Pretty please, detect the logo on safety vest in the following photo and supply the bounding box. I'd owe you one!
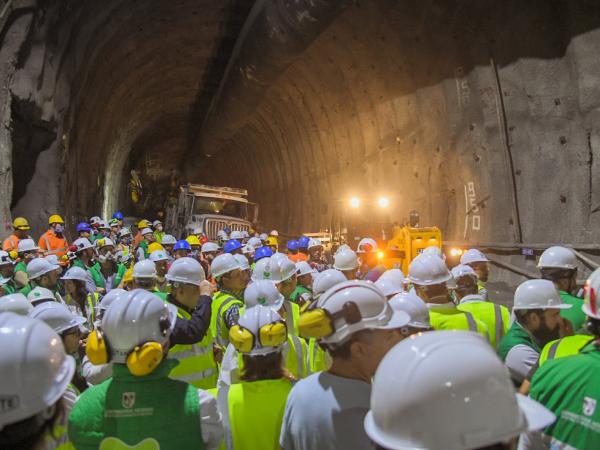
[122,392,136,409]
[583,396,597,416]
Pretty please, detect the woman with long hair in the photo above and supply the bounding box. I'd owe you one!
[61,267,99,330]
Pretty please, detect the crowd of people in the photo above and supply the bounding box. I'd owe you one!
[0,212,598,449]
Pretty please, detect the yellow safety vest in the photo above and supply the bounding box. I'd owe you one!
[539,334,594,366]
[211,290,244,346]
[429,305,489,340]
[306,338,331,374]
[457,299,510,348]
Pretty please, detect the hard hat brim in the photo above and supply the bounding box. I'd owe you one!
[513,303,572,310]
[516,393,556,431]
[378,310,410,331]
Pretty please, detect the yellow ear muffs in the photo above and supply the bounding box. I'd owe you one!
[86,330,109,365]
[229,325,255,353]
[298,308,334,339]
[259,321,287,347]
[126,342,164,377]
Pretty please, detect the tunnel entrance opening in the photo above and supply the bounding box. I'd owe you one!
[10,95,56,209]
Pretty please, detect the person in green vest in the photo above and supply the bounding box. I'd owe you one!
[135,227,155,261]
[0,250,17,294]
[68,289,224,450]
[61,266,100,330]
[88,238,127,294]
[452,264,510,349]
[408,253,489,339]
[526,267,600,449]
[210,253,247,348]
[290,261,315,306]
[165,257,219,389]
[152,219,165,244]
[217,305,295,450]
[14,238,38,289]
[498,279,572,385]
[537,245,586,332]
[71,237,95,271]
[0,313,76,449]
[25,257,62,299]
[460,248,491,300]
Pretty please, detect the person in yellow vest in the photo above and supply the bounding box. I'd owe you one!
[210,253,247,348]
[38,214,69,263]
[451,264,510,349]
[61,266,100,329]
[2,217,31,252]
[150,247,170,292]
[408,253,489,339]
[217,305,295,450]
[460,248,490,299]
[0,313,75,449]
[69,289,224,449]
[165,257,218,389]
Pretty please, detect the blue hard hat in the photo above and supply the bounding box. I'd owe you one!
[76,222,92,233]
[112,211,124,221]
[223,226,231,235]
[224,239,242,254]
[298,236,310,248]
[174,240,191,252]
[287,240,299,251]
[253,246,273,262]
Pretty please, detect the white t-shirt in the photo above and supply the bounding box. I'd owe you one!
[279,371,372,450]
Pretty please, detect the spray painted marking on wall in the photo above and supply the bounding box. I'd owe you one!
[464,181,481,238]
[455,67,470,108]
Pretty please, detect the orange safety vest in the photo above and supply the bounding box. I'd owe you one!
[38,230,68,259]
[289,253,308,263]
[2,235,19,252]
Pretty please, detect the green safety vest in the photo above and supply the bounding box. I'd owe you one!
[428,305,489,339]
[152,289,168,302]
[530,343,600,449]
[217,378,293,450]
[559,290,587,332]
[497,321,541,362]
[210,290,244,346]
[69,360,204,450]
[14,260,27,273]
[19,283,32,296]
[89,263,127,290]
[290,285,311,304]
[457,299,510,349]
[138,241,149,260]
[539,334,594,366]
[154,231,165,244]
[1,279,16,294]
[168,304,218,390]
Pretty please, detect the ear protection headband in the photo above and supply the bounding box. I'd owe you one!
[229,321,287,353]
[86,316,171,377]
[299,300,362,339]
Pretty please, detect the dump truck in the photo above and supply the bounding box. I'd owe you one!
[166,184,258,240]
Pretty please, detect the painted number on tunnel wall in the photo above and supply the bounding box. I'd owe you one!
[464,182,481,238]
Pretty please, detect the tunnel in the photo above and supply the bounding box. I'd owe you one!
[2,0,600,289]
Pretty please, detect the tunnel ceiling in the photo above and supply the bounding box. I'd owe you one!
[4,0,600,247]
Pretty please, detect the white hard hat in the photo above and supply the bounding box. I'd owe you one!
[27,287,56,305]
[28,301,86,334]
[270,230,279,237]
[234,254,250,271]
[201,242,219,253]
[450,264,478,281]
[364,331,556,450]
[96,237,115,248]
[270,252,288,265]
[407,253,451,286]
[149,250,169,262]
[242,231,250,238]
[259,233,268,241]
[251,257,271,281]
[583,267,600,319]
[118,227,132,238]
[317,281,410,345]
[230,230,244,240]
[335,244,351,255]
[133,260,156,279]
[268,257,297,284]
[378,268,406,284]
[234,305,286,355]
[0,250,12,266]
[248,237,262,248]
[460,248,490,265]
[217,230,228,239]
[17,238,38,253]
[244,279,284,310]
[333,249,359,271]
[73,237,94,252]
[61,266,89,282]
[0,293,33,315]
[152,220,162,228]
[166,257,205,286]
[388,292,431,328]
[89,216,101,225]
[211,253,242,279]
[0,313,75,429]
[375,273,405,298]
[357,237,378,253]
[27,258,59,280]
[422,246,444,260]
[296,261,316,277]
[513,279,572,310]
[193,227,202,235]
[101,290,174,364]
[141,228,153,236]
[96,288,128,312]
[313,269,347,298]
[537,246,578,270]
[161,234,177,245]
[242,244,255,255]
[308,238,323,250]
[44,255,61,267]
[98,220,110,230]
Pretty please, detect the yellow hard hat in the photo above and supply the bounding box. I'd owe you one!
[266,236,278,246]
[122,267,134,284]
[48,214,64,225]
[137,219,151,229]
[12,217,30,230]
[148,242,164,254]
[186,235,201,246]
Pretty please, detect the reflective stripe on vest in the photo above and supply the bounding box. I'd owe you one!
[284,301,295,333]
[216,296,238,346]
[464,311,477,332]
[43,235,67,255]
[547,340,560,361]
[218,385,234,450]
[493,303,505,349]
[284,334,306,379]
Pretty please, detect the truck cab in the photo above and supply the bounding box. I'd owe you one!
[166,184,258,240]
